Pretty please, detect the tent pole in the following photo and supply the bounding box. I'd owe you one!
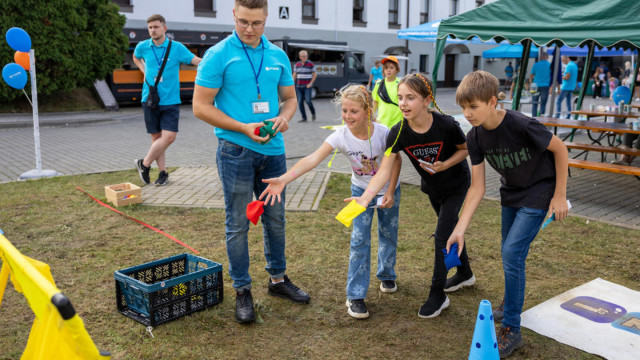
[548,46,560,117]
[629,54,639,104]
[512,39,532,111]
[431,38,447,96]
[576,42,595,117]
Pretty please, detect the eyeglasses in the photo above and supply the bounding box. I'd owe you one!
[235,18,265,30]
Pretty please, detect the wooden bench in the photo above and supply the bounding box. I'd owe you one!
[564,142,640,156]
[568,158,640,176]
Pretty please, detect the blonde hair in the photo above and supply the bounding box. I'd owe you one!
[456,70,499,106]
[333,84,374,123]
[398,72,444,114]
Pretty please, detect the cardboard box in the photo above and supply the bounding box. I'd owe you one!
[105,183,142,206]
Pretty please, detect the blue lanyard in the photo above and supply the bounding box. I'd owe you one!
[236,32,265,99]
[151,45,166,67]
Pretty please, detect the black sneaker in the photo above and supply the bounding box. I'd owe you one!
[154,170,169,186]
[267,275,310,303]
[379,280,397,293]
[135,159,150,185]
[498,326,524,358]
[418,295,450,319]
[346,299,369,319]
[444,272,476,293]
[312,114,317,121]
[298,118,308,122]
[494,298,505,322]
[235,289,255,324]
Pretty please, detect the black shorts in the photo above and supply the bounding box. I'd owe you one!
[142,103,180,133]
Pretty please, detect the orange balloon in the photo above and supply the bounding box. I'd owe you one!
[14,51,30,70]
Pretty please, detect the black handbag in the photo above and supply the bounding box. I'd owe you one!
[145,40,172,110]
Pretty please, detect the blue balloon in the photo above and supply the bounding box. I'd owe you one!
[5,27,31,52]
[2,63,28,89]
[612,86,631,106]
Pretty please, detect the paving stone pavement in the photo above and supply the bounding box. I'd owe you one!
[0,88,638,230]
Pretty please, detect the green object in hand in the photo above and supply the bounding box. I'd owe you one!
[255,120,276,144]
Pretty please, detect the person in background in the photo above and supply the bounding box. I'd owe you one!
[592,66,606,99]
[293,49,317,122]
[367,60,383,90]
[529,52,551,116]
[372,56,403,129]
[133,14,201,186]
[504,62,514,89]
[555,56,578,119]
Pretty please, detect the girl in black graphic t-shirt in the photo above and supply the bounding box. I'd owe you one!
[352,73,475,319]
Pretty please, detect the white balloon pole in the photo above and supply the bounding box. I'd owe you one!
[19,49,61,180]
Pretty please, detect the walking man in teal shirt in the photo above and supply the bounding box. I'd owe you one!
[555,56,578,119]
[529,52,551,116]
[193,0,310,324]
[133,14,201,186]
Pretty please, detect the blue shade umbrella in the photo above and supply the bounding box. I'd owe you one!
[547,45,638,57]
[398,19,495,44]
[482,44,539,58]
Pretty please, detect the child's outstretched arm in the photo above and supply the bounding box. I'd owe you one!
[546,135,569,221]
[446,162,486,257]
[380,154,402,208]
[422,143,468,173]
[260,142,335,205]
[347,153,397,207]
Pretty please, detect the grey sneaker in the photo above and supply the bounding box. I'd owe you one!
[498,326,524,358]
[494,298,505,322]
[154,170,169,186]
[135,159,150,184]
[312,114,317,121]
[444,273,476,292]
[380,280,397,293]
[346,299,369,319]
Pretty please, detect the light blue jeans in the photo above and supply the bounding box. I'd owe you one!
[216,139,287,291]
[501,206,547,332]
[555,90,573,119]
[346,184,401,300]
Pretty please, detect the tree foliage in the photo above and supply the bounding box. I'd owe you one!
[0,0,128,103]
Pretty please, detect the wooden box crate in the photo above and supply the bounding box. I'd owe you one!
[105,183,142,206]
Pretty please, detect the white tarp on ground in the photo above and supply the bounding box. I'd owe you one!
[521,278,640,360]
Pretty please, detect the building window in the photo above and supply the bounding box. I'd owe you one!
[113,0,132,13]
[420,55,429,73]
[449,0,458,16]
[302,0,318,24]
[420,0,429,23]
[353,0,367,27]
[194,0,216,17]
[388,0,400,28]
[475,0,484,7]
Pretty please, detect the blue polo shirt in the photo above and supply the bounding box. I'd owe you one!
[134,38,194,105]
[531,60,551,87]
[196,32,294,156]
[561,61,578,91]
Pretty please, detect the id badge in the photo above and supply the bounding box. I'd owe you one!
[252,99,270,114]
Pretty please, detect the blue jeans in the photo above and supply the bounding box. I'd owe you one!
[500,206,547,331]
[346,184,401,300]
[531,86,549,116]
[216,139,287,290]
[555,90,573,119]
[296,86,315,120]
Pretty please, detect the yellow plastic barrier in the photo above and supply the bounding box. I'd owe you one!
[0,230,110,360]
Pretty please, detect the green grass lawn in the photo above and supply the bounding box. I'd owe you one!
[0,171,638,359]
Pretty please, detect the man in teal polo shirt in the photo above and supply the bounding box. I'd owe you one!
[133,14,201,186]
[193,0,310,324]
[555,56,578,119]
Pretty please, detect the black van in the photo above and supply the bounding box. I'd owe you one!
[272,39,369,97]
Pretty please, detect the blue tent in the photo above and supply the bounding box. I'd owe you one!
[547,45,637,57]
[397,19,494,44]
[482,44,539,58]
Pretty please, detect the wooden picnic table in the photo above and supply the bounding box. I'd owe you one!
[570,109,640,121]
[535,116,640,178]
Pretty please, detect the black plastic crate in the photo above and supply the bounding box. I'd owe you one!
[115,253,223,326]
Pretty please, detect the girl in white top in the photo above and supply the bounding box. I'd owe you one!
[260,84,402,319]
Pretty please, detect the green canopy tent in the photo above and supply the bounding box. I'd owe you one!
[432,0,640,116]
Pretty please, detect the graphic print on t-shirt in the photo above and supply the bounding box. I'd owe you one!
[346,150,380,176]
[405,141,443,172]
[484,146,532,171]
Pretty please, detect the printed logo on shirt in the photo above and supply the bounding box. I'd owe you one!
[405,142,443,168]
[484,147,532,170]
[353,154,379,176]
[265,66,280,71]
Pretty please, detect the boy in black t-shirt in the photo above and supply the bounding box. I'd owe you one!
[447,71,569,359]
